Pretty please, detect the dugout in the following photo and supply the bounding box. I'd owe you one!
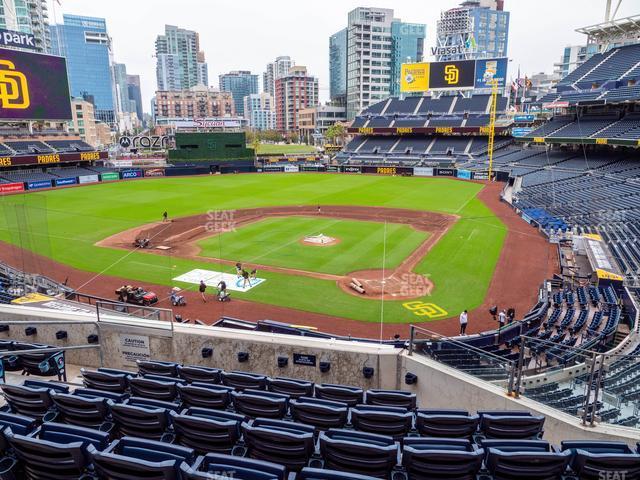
[168,132,255,169]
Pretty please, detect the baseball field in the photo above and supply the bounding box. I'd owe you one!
[0,173,509,325]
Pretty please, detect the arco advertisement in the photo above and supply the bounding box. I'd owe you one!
[120,169,143,179]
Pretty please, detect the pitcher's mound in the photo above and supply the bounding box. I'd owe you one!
[301,233,340,247]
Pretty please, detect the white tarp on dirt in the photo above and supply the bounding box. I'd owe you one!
[173,268,266,292]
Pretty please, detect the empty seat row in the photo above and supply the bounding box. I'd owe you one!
[0,414,637,480]
[2,380,547,443]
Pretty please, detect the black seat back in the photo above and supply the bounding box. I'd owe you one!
[242,419,315,473]
[290,397,348,430]
[231,390,289,419]
[177,365,221,384]
[1,384,54,420]
[136,360,178,377]
[81,368,129,393]
[50,391,111,429]
[315,384,363,407]
[129,377,178,402]
[177,383,233,410]
[171,408,244,454]
[365,389,417,410]
[267,377,314,399]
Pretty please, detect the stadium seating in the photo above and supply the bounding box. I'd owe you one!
[402,437,484,480]
[3,141,54,154]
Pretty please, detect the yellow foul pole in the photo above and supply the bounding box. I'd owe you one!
[487,79,499,181]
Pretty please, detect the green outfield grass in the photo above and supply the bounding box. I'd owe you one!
[197,216,429,275]
[254,144,317,155]
[0,174,506,324]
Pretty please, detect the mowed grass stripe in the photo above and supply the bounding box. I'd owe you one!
[198,216,429,275]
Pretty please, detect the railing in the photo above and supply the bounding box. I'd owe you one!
[408,324,518,393]
[95,301,174,332]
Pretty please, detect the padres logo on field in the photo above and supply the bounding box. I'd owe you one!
[403,301,448,319]
[444,64,460,85]
[0,59,29,109]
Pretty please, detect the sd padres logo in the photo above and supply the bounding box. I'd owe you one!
[444,64,459,85]
[0,59,30,109]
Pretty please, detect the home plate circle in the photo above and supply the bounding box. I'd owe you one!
[302,233,339,246]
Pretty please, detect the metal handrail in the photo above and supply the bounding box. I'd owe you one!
[409,324,516,366]
[0,344,100,356]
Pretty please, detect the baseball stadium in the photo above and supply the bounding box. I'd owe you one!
[0,1,638,479]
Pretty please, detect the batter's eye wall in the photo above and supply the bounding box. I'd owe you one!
[168,132,255,162]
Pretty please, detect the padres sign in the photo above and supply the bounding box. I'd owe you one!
[0,47,72,120]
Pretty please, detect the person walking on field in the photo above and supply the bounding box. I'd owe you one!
[199,280,207,303]
[459,310,468,335]
[162,211,168,222]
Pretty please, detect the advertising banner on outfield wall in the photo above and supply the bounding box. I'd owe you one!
[283,165,300,173]
[262,165,284,172]
[120,169,143,179]
[78,174,99,184]
[100,172,119,181]
[0,182,24,193]
[473,171,489,180]
[362,166,413,175]
[343,166,362,174]
[55,177,77,186]
[326,165,340,173]
[456,169,472,180]
[26,180,51,190]
[300,166,324,172]
[413,167,434,177]
[435,168,457,177]
[144,168,165,177]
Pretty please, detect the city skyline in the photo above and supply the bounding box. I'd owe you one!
[46,0,638,112]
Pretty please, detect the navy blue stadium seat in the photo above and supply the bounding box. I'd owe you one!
[231,390,289,419]
[479,411,545,439]
[365,389,416,409]
[7,422,110,479]
[416,409,479,439]
[290,396,349,430]
[110,397,178,440]
[299,468,379,480]
[314,383,363,406]
[49,389,113,430]
[350,405,413,440]
[319,429,399,478]
[137,359,178,377]
[81,367,130,393]
[483,439,570,480]
[402,437,484,480]
[0,411,36,452]
[561,440,640,480]
[129,376,179,402]
[1,383,58,421]
[171,408,245,454]
[242,418,316,473]
[181,453,286,480]
[89,436,195,480]
[16,344,66,381]
[178,382,234,410]
[222,371,267,391]
[177,365,222,384]
[267,377,314,398]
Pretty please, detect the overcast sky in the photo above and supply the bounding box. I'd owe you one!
[49,0,638,112]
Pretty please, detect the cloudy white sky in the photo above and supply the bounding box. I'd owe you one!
[49,0,638,112]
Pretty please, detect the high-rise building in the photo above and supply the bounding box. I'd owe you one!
[127,75,144,126]
[298,105,347,145]
[275,66,319,133]
[434,0,509,61]
[155,25,208,91]
[263,56,294,97]
[219,71,259,116]
[342,7,426,120]
[50,15,116,124]
[153,86,235,121]
[112,63,135,114]
[244,93,276,131]
[0,0,50,52]
[329,29,347,105]
[69,98,112,147]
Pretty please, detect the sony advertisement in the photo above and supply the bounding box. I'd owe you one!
[0,47,72,120]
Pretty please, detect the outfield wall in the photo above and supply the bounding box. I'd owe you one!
[0,303,639,445]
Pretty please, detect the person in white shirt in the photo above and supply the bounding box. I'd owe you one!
[498,310,506,328]
[459,310,468,335]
